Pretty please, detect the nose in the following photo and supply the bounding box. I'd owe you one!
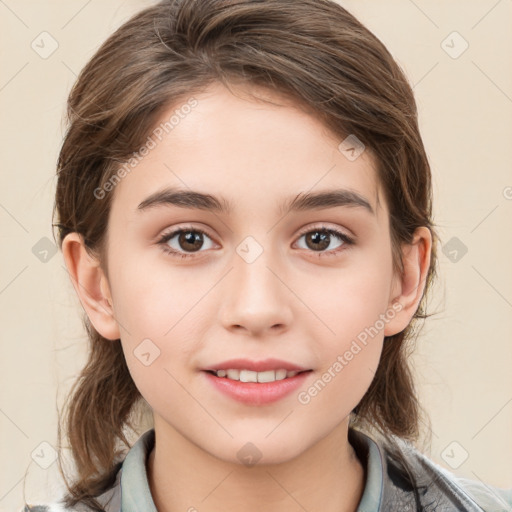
[218,244,293,337]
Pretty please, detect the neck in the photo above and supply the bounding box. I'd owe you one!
[147,417,366,512]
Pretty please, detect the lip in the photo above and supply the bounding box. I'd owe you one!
[202,358,310,372]
[202,369,312,405]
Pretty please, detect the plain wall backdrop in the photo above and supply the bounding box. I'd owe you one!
[1,0,511,510]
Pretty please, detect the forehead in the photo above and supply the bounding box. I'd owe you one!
[112,81,385,220]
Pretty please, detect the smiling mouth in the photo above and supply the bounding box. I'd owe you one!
[204,369,312,383]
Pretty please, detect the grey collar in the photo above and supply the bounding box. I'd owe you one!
[103,427,484,512]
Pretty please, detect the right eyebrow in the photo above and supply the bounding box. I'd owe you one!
[137,187,231,213]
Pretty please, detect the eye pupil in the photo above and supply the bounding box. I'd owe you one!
[306,230,330,251]
[180,231,203,252]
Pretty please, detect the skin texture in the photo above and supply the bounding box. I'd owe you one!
[62,81,432,512]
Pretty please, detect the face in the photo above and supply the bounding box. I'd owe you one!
[99,81,405,464]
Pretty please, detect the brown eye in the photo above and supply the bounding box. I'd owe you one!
[295,227,354,256]
[158,227,216,258]
[303,230,332,251]
[176,230,204,252]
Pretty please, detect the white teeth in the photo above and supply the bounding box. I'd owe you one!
[257,370,277,383]
[240,370,258,382]
[275,369,287,380]
[213,369,302,382]
[226,369,240,380]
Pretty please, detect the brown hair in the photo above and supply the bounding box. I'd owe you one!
[52,0,438,509]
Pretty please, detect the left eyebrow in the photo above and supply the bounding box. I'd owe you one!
[137,186,375,216]
[280,189,375,217]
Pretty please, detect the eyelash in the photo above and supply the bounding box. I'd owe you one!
[156,224,355,260]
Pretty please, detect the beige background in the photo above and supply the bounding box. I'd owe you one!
[1,0,511,510]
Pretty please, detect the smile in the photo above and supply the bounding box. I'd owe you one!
[208,369,306,382]
[203,369,312,405]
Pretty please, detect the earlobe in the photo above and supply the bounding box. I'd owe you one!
[384,227,432,337]
[61,232,120,341]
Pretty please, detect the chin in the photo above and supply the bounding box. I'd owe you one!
[203,431,311,468]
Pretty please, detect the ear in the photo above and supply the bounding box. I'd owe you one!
[384,226,432,337]
[61,232,120,341]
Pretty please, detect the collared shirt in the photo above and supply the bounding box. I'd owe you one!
[23,428,512,512]
[117,428,384,511]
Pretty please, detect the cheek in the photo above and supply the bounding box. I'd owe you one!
[107,251,211,393]
[297,256,391,394]
[297,281,387,415]
[304,257,393,343]
[109,248,203,340]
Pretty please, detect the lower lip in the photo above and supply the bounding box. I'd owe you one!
[202,370,311,405]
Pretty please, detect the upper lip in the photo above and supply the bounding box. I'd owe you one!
[202,358,311,372]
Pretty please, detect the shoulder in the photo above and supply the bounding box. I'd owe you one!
[22,505,75,512]
[21,467,122,512]
[435,468,512,511]
[384,435,512,511]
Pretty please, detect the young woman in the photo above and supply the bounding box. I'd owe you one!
[23,0,512,511]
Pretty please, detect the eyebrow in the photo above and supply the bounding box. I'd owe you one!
[137,187,375,216]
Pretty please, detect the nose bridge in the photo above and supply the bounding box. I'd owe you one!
[219,234,292,334]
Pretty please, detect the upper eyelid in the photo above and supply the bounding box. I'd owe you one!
[159,225,216,242]
[296,224,351,237]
